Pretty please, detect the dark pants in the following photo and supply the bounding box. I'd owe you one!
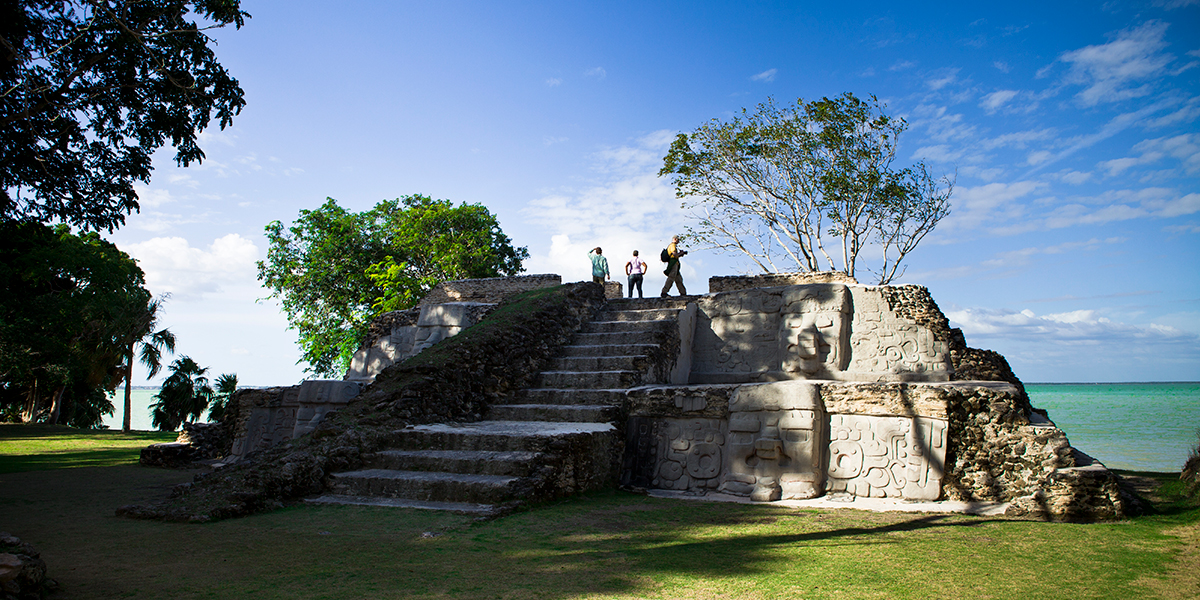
[627,273,643,298]
[593,275,605,284]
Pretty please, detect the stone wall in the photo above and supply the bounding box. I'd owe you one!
[346,302,496,383]
[418,274,561,306]
[229,386,300,459]
[623,379,1125,520]
[689,284,951,384]
[709,271,859,293]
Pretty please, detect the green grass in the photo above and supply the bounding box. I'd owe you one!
[0,426,1196,599]
[0,424,176,473]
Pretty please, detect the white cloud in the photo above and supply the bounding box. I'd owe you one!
[134,185,175,209]
[750,68,777,82]
[993,61,1011,73]
[1058,170,1093,184]
[926,68,960,90]
[979,89,1019,112]
[1059,21,1175,107]
[520,132,689,283]
[947,306,1198,349]
[543,136,569,146]
[939,180,1044,232]
[585,67,606,79]
[912,145,961,163]
[124,234,260,301]
[545,77,562,87]
[889,60,916,71]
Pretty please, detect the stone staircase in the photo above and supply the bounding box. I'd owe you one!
[307,297,693,514]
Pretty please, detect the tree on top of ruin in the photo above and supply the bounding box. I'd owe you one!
[659,93,953,284]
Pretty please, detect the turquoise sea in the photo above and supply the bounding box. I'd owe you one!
[106,384,1199,473]
[1027,382,1200,473]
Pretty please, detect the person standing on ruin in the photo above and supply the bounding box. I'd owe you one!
[661,235,687,297]
[589,247,610,285]
[625,250,646,298]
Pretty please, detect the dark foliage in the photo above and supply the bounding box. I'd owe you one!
[1,0,247,231]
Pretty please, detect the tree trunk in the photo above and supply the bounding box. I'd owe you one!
[123,343,134,433]
[21,380,38,423]
[47,385,65,425]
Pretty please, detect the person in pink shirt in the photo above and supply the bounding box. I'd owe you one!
[625,250,646,298]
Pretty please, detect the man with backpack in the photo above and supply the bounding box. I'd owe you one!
[660,235,687,297]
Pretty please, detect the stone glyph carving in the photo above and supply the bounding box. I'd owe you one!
[693,284,851,382]
[847,288,949,380]
[720,381,825,501]
[691,283,950,383]
[651,418,726,491]
[826,413,946,500]
[779,285,850,377]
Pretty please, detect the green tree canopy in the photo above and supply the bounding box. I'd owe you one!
[257,195,529,377]
[0,221,156,427]
[0,0,248,231]
[660,93,953,284]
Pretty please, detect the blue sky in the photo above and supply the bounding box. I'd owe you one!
[104,0,1200,386]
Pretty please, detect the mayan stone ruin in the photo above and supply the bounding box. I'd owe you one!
[217,272,1130,522]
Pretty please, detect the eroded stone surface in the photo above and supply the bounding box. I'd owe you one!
[690,284,951,384]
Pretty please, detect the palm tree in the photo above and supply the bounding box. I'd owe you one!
[207,373,238,423]
[149,356,212,431]
[120,296,176,432]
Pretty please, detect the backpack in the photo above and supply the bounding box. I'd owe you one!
[660,248,670,262]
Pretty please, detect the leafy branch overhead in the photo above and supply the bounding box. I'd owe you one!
[0,0,248,231]
[660,93,953,284]
[256,195,529,377]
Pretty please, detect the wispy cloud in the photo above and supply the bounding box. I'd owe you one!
[926,68,960,90]
[750,68,777,82]
[584,67,607,79]
[545,77,562,87]
[980,89,1019,113]
[1059,21,1176,107]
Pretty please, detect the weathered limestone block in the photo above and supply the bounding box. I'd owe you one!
[140,442,197,468]
[826,414,946,500]
[692,284,851,383]
[418,274,561,305]
[648,419,727,491]
[347,302,496,382]
[229,386,300,460]
[292,380,362,438]
[0,532,48,600]
[709,271,858,293]
[845,287,951,381]
[721,381,826,500]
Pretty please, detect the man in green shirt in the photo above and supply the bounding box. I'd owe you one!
[589,247,610,284]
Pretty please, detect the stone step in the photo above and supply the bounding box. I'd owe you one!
[582,319,672,334]
[305,494,499,515]
[550,355,649,372]
[510,388,629,406]
[390,421,617,453]
[606,297,695,310]
[594,308,683,322]
[536,370,641,389]
[571,331,664,346]
[487,403,619,423]
[368,449,541,476]
[559,344,658,358]
[328,469,519,504]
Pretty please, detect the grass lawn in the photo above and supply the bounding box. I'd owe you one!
[0,424,176,473]
[0,427,1196,599]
